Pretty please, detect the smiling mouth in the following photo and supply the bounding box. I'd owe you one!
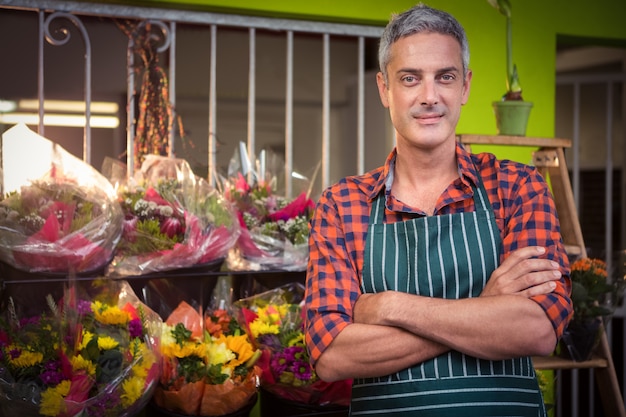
[415,113,442,124]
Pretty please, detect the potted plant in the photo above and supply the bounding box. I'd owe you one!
[488,0,533,136]
[560,258,626,361]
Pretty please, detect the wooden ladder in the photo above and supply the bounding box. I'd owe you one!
[458,134,625,417]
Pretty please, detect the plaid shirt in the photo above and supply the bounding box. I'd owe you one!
[305,142,573,365]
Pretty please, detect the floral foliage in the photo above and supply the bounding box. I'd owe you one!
[106,155,240,277]
[221,143,316,272]
[0,279,161,417]
[153,301,261,416]
[570,257,625,321]
[234,283,351,407]
[0,124,122,274]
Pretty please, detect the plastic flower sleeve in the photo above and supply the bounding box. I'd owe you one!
[218,142,317,272]
[0,277,162,417]
[152,296,261,416]
[233,283,351,407]
[0,123,123,275]
[104,155,240,277]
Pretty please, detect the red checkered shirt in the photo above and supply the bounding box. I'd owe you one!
[305,142,573,365]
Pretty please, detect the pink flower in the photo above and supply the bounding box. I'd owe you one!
[268,192,314,222]
[122,216,138,242]
[160,217,183,239]
[143,187,171,207]
[235,173,251,193]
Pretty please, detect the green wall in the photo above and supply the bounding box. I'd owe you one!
[104,0,626,161]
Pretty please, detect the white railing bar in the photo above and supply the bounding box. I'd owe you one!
[247,27,256,168]
[208,24,217,186]
[285,30,294,197]
[37,10,44,136]
[169,21,176,156]
[40,12,92,163]
[357,36,365,175]
[322,33,330,189]
[572,83,581,213]
[0,0,383,38]
[605,82,614,272]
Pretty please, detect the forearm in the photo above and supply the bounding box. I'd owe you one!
[314,322,448,382]
[367,291,556,360]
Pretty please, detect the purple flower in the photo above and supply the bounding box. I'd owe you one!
[292,359,312,381]
[128,318,143,339]
[86,390,121,417]
[283,345,304,362]
[257,334,282,350]
[19,316,40,328]
[39,360,64,386]
[271,351,291,375]
[78,299,93,315]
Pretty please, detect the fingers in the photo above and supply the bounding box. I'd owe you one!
[482,246,562,298]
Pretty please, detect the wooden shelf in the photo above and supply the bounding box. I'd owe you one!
[457,134,572,148]
[458,134,625,417]
[533,355,608,370]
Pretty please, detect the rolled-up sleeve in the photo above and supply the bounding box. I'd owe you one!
[304,181,370,366]
[495,159,574,339]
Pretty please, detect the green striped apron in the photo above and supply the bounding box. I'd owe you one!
[351,179,546,417]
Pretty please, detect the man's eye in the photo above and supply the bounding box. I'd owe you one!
[402,75,417,83]
[440,74,455,81]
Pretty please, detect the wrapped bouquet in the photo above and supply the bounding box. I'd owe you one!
[220,143,316,272]
[0,124,122,275]
[234,283,351,408]
[153,299,261,416]
[0,278,161,417]
[104,155,240,277]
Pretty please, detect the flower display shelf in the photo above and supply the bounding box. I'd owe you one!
[458,134,626,417]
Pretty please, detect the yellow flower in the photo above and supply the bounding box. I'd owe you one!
[71,355,97,376]
[92,301,130,326]
[9,347,43,368]
[121,375,145,407]
[79,330,94,350]
[206,340,236,366]
[249,320,279,339]
[287,332,305,347]
[219,334,255,368]
[162,339,206,359]
[132,344,156,379]
[40,380,71,416]
[98,335,120,350]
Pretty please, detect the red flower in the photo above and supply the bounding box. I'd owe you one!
[268,192,314,222]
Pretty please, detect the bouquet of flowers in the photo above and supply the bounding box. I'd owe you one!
[0,278,162,417]
[152,299,261,416]
[104,155,240,277]
[0,124,123,275]
[234,283,351,407]
[220,142,316,272]
[570,257,625,321]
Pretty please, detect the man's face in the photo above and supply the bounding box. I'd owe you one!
[377,32,471,150]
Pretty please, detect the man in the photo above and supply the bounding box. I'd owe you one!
[304,3,572,416]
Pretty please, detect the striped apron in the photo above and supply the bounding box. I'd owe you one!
[351,180,546,417]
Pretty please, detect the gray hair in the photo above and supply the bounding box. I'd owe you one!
[378,3,470,84]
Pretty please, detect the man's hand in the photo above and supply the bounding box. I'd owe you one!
[481,246,562,298]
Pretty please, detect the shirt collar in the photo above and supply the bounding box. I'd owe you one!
[366,141,481,201]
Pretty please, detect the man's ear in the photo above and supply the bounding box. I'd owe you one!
[376,72,390,108]
[461,69,472,105]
